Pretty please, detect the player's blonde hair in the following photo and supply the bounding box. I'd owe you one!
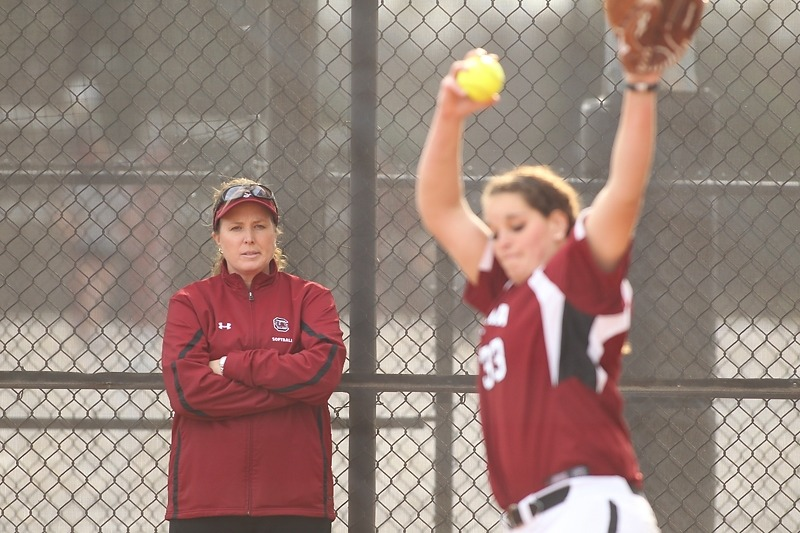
[482,165,581,233]
[210,176,287,275]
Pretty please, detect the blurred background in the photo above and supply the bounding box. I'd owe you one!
[1,1,798,531]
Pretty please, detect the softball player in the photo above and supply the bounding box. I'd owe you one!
[415,45,667,532]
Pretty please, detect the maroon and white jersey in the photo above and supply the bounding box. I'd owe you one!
[463,211,643,510]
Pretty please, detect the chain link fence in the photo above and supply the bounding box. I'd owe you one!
[1,1,799,531]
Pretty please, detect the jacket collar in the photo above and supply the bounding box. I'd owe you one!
[220,258,278,291]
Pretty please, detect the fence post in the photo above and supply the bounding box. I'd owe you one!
[349,0,378,531]
[433,250,456,532]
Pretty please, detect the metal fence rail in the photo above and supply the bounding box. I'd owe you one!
[3,372,800,399]
[2,1,800,532]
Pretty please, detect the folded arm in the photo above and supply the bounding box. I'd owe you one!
[220,287,346,406]
[162,294,296,419]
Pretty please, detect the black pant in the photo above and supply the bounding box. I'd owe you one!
[169,515,332,533]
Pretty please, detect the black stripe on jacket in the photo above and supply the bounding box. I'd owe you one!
[171,328,209,417]
[273,322,339,394]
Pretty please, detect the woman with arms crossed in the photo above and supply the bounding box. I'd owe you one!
[161,177,346,533]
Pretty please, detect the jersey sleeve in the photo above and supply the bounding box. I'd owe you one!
[549,211,632,315]
[161,289,295,419]
[463,240,508,315]
[222,285,346,406]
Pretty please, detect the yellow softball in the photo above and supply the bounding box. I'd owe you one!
[456,54,505,102]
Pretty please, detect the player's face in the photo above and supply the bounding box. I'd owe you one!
[483,192,565,284]
[213,202,277,285]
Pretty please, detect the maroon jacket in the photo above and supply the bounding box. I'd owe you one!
[161,260,346,520]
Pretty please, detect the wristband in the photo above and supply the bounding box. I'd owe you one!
[626,82,658,93]
[219,355,227,375]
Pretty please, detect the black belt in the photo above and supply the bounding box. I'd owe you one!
[503,466,643,528]
[546,465,589,485]
[548,465,643,493]
[504,485,570,528]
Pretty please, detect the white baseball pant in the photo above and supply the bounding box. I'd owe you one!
[502,475,661,533]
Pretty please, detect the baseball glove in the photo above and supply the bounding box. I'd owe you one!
[605,0,705,74]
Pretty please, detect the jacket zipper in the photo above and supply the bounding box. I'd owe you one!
[246,287,254,514]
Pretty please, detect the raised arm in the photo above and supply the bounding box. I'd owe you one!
[416,50,497,284]
[588,0,705,270]
[584,71,660,271]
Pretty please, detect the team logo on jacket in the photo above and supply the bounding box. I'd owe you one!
[273,317,289,332]
[218,322,232,330]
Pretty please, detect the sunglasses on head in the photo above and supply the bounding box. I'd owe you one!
[220,184,274,203]
[214,183,277,223]
[214,183,274,211]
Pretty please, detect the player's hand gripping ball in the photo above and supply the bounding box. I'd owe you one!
[456,54,505,102]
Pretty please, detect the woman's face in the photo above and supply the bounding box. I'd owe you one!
[483,192,567,284]
[213,202,277,285]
